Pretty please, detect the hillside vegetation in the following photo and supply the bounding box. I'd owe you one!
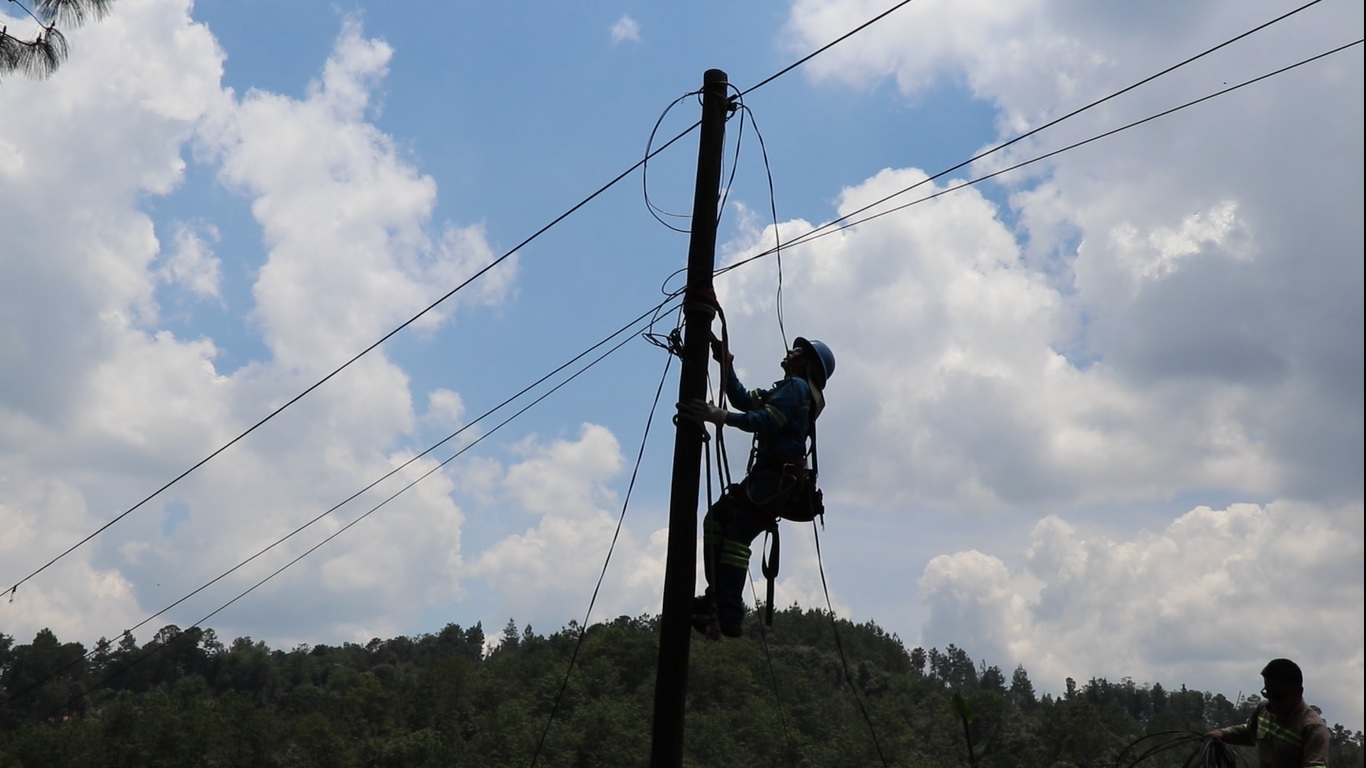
[1,606,1361,767]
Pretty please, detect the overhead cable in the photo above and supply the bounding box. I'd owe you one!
[529,348,675,766]
[2,119,701,600]
[11,298,674,725]
[720,29,1355,276]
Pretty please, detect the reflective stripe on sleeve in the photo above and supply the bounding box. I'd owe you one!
[1256,716,1303,747]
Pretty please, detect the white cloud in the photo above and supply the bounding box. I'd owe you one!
[717,168,1290,513]
[0,0,1359,737]
[611,15,641,45]
[756,0,1363,729]
[158,222,223,299]
[424,388,466,431]
[200,18,512,373]
[466,424,667,625]
[917,501,1365,729]
[0,5,503,650]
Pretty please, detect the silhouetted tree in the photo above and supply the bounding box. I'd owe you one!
[1,0,115,79]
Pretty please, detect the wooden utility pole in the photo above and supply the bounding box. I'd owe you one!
[649,67,730,768]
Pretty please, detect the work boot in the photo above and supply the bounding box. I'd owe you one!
[691,611,722,641]
[714,563,748,638]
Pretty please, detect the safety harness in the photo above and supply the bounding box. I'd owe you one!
[757,388,823,626]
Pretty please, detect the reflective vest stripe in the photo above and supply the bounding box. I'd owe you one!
[1257,716,1303,747]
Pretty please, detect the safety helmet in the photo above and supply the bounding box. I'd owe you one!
[794,337,835,389]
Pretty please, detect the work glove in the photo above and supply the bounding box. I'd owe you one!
[677,399,727,427]
[709,335,734,366]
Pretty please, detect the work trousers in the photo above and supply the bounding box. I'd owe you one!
[700,468,795,630]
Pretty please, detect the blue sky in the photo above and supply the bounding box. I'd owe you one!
[2,0,1363,732]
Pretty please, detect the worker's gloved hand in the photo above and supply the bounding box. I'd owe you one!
[677,399,727,426]
[709,337,733,365]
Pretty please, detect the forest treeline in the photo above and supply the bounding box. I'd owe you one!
[0,606,1361,767]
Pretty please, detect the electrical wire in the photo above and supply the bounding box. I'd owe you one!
[0,0,1014,592]
[4,0,112,27]
[706,53,1362,757]
[4,0,1349,733]
[2,0,113,79]
[642,83,747,236]
[698,24,1361,768]
[643,91,704,233]
[529,347,674,767]
[1,0,66,79]
[10,36,1356,749]
[730,98,789,349]
[746,573,800,768]
[812,521,890,767]
[25,14,1354,675]
[2,118,702,601]
[12,305,664,728]
[714,0,1334,350]
[717,35,1360,280]
[4,0,45,25]
[740,0,922,98]
[715,84,746,232]
[2,294,681,711]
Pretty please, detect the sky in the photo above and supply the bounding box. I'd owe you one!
[1,0,1362,733]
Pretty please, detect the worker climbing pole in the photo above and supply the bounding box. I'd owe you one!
[680,333,834,636]
[649,67,730,768]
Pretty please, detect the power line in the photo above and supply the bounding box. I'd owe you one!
[165,28,1360,710]
[718,23,1354,279]
[185,326,647,642]
[9,29,1356,728]
[6,0,1341,684]
[740,0,922,97]
[787,0,1329,249]
[529,347,675,767]
[2,294,680,709]
[720,0,1331,346]
[642,90,704,233]
[2,0,944,597]
[781,37,1364,250]
[731,98,789,349]
[2,120,701,600]
[10,300,672,727]
[812,521,889,766]
[697,32,1362,767]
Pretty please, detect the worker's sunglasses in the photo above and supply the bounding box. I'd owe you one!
[1260,687,1293,700]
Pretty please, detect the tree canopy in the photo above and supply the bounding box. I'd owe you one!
[0,607,1360,767]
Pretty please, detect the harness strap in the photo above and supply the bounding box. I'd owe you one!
[757,392,821,626]
[809,417,822,527]
[761,527,779,626]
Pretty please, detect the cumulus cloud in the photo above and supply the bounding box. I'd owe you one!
[466,424,666,625]
[0,4,504,649]
[918,502,1364,730]
[0,0,1359,737]
[717,168,1289,514]
[750,0,1362,729]
[200,18,512,372]
[611,15,641,44]
[158,222,223,299]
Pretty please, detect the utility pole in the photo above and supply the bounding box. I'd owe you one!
[649,67,729,768]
